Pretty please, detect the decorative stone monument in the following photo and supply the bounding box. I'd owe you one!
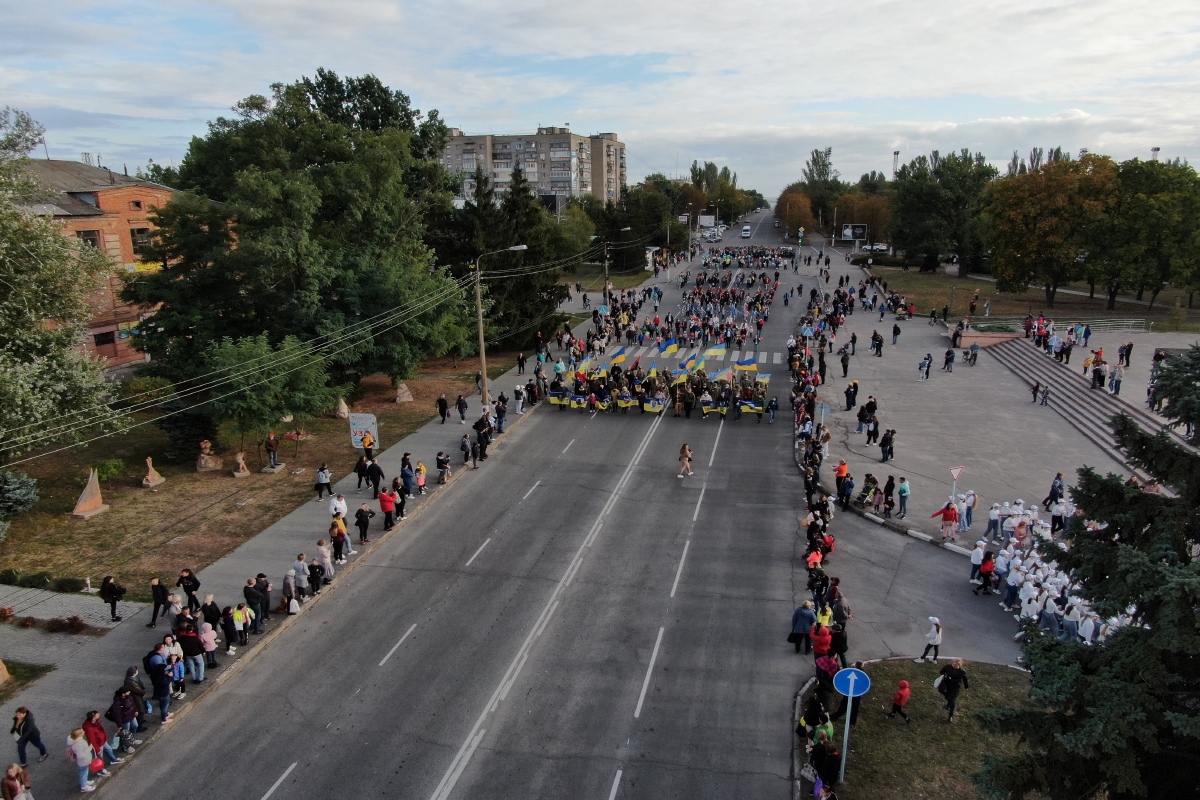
[72,469,110,519]
[232,452,251,478]
[394,382,414,403]
[142,456,165,488]
[335,398,350,419]
[196,439,224,472]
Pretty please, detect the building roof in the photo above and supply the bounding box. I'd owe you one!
[19,159,173,218]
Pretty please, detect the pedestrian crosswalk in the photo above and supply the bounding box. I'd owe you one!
[565,345,793,367]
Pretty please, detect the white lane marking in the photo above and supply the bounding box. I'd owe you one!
[522,480,541,500]
[534,600,559,638]
[585,522,603,548]
[260,762,297,800]
[670,540,691,599]
[708,419,724,467]
[378,623,418,667]
[428,412,665,800]
[633,627,665,719]
[464,538,491,567]
[758,351,768,363]
[563,557,583,587]
[435,729,486,800]
[692,483,706,522]
[608,769,623,800]
[590,411,598,419]
[562,439,575,454]
[499,653,529,701]
[773,352,782,364]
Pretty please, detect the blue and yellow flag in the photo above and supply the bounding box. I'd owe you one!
[704,344,727,358]
[680,353,698,372]
[693,357,706,374]
[756,373,771,384]
[659,338,679,356]
[712,367,732,382]
[609,347,627,365]
[647,361,658,378]
[733,356,757,371]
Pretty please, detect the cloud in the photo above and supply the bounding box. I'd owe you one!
[3,0,1197,193]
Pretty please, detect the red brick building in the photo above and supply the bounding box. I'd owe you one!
[24,159,174,369]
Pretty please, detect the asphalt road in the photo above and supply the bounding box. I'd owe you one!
[102,218,1018,800]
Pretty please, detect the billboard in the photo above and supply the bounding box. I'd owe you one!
[841,224,868,241]
[697,214,716,228]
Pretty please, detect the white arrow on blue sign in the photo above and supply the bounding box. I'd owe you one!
[833,667,870,698]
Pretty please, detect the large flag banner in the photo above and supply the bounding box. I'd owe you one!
[648,361,658,377]
[692,357,706,374]
[610,347,627,365]
[712,367,732,382]
[659,338,679,356]
[680,353,698,372]
[756,373,771,384]
[734,357,757,371]
[704,344,727,358]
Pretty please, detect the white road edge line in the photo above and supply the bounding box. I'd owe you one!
[499,653,529,701]
[464,538,491,567]
[708,419,724,467]
[607,769,623,800]
[534,600,559,638]
[563,557,583,587]
[585,523,603,548]
[670,540,691,599]
[522,480,541,500]
[428,412,665,800]
[378,623,418,667]
[634,627,665,719]
[260,762,297,800]
[692,483,706,523]
[562,438,575,454]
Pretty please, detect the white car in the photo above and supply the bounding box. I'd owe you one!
[866,243,889,253]
[740,225,752,238]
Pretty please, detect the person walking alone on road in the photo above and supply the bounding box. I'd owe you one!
[937,659,970,723]
[915,617,942,663]
[314,463,332,501]
[9,707,47,767]
[99,575,127,622]
[456,394,469,423]
[678,444,694,477]
[892,323,901,345]
[1030,381,1041,402]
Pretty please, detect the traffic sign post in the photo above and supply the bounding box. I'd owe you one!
[816,400,833,427]
[949,465,965,498]
[832,667,870,784]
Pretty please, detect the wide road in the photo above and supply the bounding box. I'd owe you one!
[104,216,1017,800]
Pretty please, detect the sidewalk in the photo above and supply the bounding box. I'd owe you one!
[808,247,1131,542]
[0,347,540,797]
[0,585,145,629]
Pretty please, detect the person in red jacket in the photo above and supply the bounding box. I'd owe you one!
[810,623,832,663]
[888,680,912,722]
[81,711,121,771]
[931,500,960,543]
[378,488,397,531]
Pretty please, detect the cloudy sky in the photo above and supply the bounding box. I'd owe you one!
[5,0,1198,198]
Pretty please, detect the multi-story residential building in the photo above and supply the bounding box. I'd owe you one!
[23,159,174,370]
[442,127,626,202]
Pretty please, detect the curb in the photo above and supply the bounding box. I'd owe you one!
[91,399,545,770]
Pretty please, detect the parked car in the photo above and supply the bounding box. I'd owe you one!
[774,220,780,228]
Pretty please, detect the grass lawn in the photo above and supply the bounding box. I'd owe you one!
[0,353,519,601]
[0,661,55,706]
[562,261,653,292]
[871,266,1200,329]
[828,659,1031,800]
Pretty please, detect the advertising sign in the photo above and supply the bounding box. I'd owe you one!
[840,223,868,241]
[349,413,379,449]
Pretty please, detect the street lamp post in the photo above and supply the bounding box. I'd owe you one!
[473,244,527,408]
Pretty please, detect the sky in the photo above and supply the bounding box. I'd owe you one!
[5,0,1199,200]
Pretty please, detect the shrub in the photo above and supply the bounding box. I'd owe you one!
[0,607,13,621]
[16,616,37,628]
[0,471,39,517]
[117,375,174,407]
[0,569,20,585]
[43,617,68,633]
[63,615,89,633]
[51,577,85,593]
[93,458,126,484]
[0,520,7,543]
[16,572,51,589]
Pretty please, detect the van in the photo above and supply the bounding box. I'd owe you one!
[741,225,752,238]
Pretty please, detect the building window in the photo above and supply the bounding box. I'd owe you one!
[130,200,143,210]
[130,228,153,256]
[76,230,101,248]
[93,331,116,347]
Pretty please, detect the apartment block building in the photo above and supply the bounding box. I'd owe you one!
[442,126,626,202]
[23,159,174,369]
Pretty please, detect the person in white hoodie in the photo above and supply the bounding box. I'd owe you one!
[984,503,1002,543]
[969,541,986,583]
[914,617,943,663]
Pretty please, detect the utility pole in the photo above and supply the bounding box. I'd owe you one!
[473,245,527,408]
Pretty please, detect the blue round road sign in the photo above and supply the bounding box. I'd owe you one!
[833,667,871,698]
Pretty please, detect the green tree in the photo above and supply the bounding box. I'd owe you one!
[857,170,889,196]
[987,155,1115,305]
[0,110,118,460]
[1143,344,1200,443]
[797,147,849,228]
[774,190,817,239]
[205,334,343,450]
[975,414,1200,799]
[1114,159,1200,308]
[891,149,998,273]
[123,70,471,386]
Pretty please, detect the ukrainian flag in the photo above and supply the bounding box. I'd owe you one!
[712,367,732,382]
[680,353,698,372]
[704,344,727,358]
[733,356,757,371]
[756,373,771,384]
[647,361,658,378]
[610,347,627,365]
[672,370,688,386]
[659,338,679,356]
[692,358,706,374]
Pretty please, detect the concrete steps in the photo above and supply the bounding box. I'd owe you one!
[987,338,1193,458]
